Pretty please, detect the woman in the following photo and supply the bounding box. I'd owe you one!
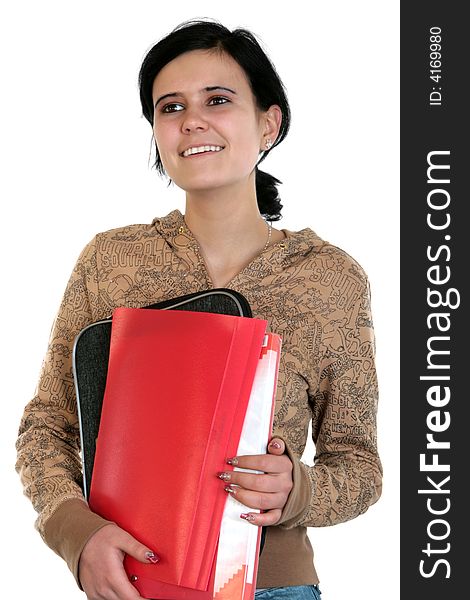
[15,19,382,600]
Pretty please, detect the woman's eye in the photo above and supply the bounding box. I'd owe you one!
[208,96,229,106]
[160,97,229,113]
[161,103,184,113]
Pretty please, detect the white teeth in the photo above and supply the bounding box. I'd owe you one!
[182,145,223,157]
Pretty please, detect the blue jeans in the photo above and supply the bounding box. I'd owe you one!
[255,585,322,600]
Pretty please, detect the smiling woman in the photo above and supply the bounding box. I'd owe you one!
[15,17,383,600]
[150,48,283,239]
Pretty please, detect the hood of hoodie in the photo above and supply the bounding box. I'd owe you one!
[151,209,326,277]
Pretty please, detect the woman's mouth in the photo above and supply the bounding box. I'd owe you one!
[181,145,224,158]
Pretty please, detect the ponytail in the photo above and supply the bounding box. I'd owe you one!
[255,167,283,221]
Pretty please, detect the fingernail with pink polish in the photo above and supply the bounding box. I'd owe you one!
[145,551,160,564]
[240,513,256,522]
[269,440,282,449]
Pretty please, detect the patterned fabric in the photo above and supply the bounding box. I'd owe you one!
[15,209,382,587]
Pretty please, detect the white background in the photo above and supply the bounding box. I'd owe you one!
[0,1,399,599]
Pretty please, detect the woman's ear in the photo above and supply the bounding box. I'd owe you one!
[262,104,283,148]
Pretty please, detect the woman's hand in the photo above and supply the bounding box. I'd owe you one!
[78,523,160,600]
[220,437,294,526]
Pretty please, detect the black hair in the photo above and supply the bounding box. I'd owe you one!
[138,18,291,221]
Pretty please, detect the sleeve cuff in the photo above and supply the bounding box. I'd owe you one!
[274,436,313,528]
[42,498,115,589]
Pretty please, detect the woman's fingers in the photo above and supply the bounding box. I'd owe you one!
[219,470,280,492]
[222,438,293,492]
[220,438,294,528]
[224,485,286,510]
[219,468,293,497]
[79,524,160,599]
[227,452,292,475]
[240,508,282,526]
[118,528,160,564]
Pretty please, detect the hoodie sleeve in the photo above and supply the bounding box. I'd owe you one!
[274,273,383,529]
[15,236,114,587]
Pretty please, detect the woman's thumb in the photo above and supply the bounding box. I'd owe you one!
[120,530,160,564]
[268,437,286,455]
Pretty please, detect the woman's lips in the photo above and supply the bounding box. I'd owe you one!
[181,145,224,158]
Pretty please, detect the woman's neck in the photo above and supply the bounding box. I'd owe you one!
[183,183,268,256]
[182,182,283,288]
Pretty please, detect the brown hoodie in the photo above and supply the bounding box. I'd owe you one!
[15,209,382,589]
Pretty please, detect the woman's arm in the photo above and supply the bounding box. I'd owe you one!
[221,277,382,529]
[14,238,123,584]
[15,237,100,529]
[277,277,383,529]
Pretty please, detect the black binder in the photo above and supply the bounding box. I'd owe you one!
[72,288,253,500]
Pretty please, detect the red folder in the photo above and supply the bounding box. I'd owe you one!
[89,307,275,598]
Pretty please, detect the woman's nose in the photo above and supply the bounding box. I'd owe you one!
[181,106,208,133]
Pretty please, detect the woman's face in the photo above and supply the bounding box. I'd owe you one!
[152,49,272,194]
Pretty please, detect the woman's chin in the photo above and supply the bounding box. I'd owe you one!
[173,176,235,195]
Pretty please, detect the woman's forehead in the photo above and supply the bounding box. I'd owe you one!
[152,50,250,99]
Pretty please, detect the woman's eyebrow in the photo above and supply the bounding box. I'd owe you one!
[154,86,237,109]
[204,86,237,95]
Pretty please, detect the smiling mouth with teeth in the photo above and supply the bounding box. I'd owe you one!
[182,145,224,157]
